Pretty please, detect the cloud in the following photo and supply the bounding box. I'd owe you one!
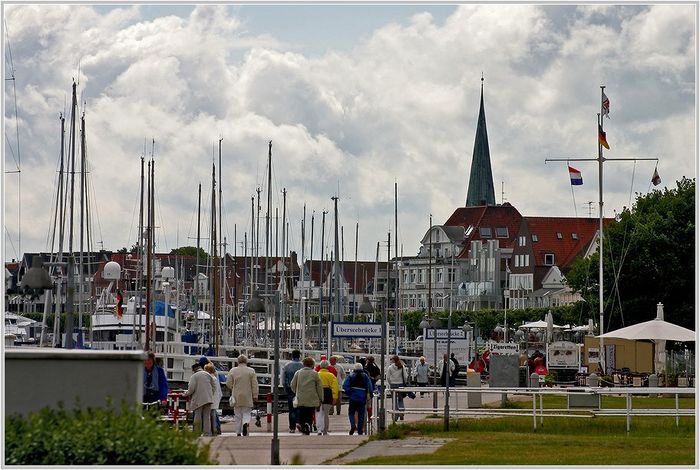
[3,4,695,264]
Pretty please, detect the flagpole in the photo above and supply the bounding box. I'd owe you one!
[544,85,658,378]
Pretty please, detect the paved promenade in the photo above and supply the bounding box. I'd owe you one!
[203,390,509,465]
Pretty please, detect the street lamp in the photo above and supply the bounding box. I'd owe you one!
[359,297,383,432]
[22,256,53,346]
[245,292,279,464]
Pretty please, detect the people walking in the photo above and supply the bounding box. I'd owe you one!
[283,349,304,433]
[184,361,216,437]
[343,363,374,435]
[330,355,345,415]
[203,363,222,435]
[315,360,339,435]
[143,351,169,406]
[450,353,460,387]
[439,353,455,387]
[413,356,430,397]
[364,356,381,388]
[226,354,259,436]
[386,355,409,421]
[290,357,323,435]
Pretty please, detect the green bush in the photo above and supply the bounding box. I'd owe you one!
[5,403,213,465]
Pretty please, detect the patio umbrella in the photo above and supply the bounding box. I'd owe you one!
[597,303,695,373]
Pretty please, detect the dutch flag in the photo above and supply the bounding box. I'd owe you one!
[568,166,583,186]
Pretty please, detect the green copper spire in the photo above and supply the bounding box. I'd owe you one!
[466,77,496,207]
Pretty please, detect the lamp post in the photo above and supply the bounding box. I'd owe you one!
[22,256,53,345]
[359,297,381,431]
[245,292,277,464]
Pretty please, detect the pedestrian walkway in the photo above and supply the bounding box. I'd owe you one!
[204,389,511,465]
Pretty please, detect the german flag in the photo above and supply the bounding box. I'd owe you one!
[115,289,124,320]
[598,125,610,149]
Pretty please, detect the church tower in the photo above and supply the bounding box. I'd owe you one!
[465,77,496,207]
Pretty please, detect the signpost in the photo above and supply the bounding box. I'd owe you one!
[423,328,470,364]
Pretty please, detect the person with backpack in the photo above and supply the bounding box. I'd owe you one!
[343,363,374,435]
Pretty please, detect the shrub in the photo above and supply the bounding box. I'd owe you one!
[5,403,212,465]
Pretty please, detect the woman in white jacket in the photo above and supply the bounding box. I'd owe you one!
[386,355,409,421]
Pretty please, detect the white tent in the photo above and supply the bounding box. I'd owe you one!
[597,303,695,373]
[520,320,564,329]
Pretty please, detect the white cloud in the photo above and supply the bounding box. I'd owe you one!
[3,4,695,264]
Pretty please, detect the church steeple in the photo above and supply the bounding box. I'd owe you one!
[465,76,496,207]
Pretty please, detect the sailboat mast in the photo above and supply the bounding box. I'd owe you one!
[218,138,225,348]
[196,183,201,336]
[145,158,152,351]
[308,211,314,348]
[264,141,272,345]
[64,81,78,349]
[319,210,326,348]
[332,196,340,323]
[136,156,144,345]
[78,112,86,331]
[598,87,606,374]
[211,159,219,356]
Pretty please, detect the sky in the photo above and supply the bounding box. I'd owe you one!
[2,3,697,266]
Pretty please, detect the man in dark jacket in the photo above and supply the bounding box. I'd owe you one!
[364,356,381,387]
[283,349,304,433]
[143,351,168,405]
[343,363,374,435]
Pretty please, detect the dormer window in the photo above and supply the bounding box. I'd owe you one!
[556,232,563,240]
[544,254,555,266]
[496,227,508,238]
[531,234,538,242]
[479,227,492,238]
[572,233,578,240]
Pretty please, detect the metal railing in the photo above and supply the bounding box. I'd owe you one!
[385,386,695,432]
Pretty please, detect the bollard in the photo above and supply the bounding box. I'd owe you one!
[266,393,272,432]
[648,374,658,397]
[587,373,599,387]
[530,373,540,388]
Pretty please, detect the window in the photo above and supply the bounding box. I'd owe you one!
[465,225,474,237]
[437,269,443,283]
[410,270,416,283]
[556,232,563,240]
[418,269,425,283]
[447,268,456,283]
[544,254,555,266]
[496,227,509,238]
[514,256,520,268]
[479,227,492,238]
[572,233,578,240]
[524,254,529,267]
[531,234,538,242]
[403,271,409,284]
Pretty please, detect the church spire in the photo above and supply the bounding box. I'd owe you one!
[465,75,496,207]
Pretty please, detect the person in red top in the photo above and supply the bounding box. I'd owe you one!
[315,355,337,376]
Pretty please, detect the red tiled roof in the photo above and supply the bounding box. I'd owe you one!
[443,203,523,257]
[304,260,387,295]
[524,216,613,268]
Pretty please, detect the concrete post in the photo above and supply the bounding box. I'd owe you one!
[648,373,658,397]
[587,373,599,387]
[530,373,540,388]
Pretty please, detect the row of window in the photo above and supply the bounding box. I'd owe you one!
[513,253,555,267]
[403,293,448,309]
[518,233,578,246]
[402,268,456,285]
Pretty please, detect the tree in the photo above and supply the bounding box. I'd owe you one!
[170,246,209,260]
[566,178,695,331]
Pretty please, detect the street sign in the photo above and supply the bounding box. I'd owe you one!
[422,328,471,364]
[331,322,382,338]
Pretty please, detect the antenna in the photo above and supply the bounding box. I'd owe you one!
[584,201,594,218]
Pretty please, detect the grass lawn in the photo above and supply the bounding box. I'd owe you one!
[352,396,695,465]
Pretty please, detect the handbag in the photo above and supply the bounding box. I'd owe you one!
[229,394,236,407]
[293,380,299,408]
